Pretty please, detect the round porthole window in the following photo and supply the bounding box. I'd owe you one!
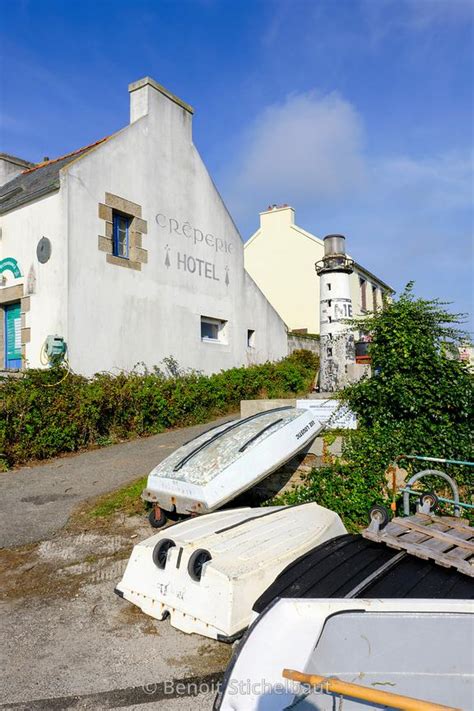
[37,237,52,264]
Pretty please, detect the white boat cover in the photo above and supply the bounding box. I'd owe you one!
[142,407,322,514]
[115,504,346,640]
[215,598,474,710]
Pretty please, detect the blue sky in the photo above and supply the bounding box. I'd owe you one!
[1,0,473,330]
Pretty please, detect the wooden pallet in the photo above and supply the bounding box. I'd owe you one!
[363,513,474,577]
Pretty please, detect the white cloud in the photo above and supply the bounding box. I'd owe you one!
[361,0,473,46]
[217,89,472,329]
[223,90,367,219]
[221,91,473,235]
[372,150,474,211]
[0,111,31,134]
[402,0,473,29]
[219,90,472,258]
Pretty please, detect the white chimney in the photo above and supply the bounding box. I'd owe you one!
[259,204,295,229]
[128,76,194,131]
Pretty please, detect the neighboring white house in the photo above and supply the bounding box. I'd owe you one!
[0,77,288,375]
[244,204,393,335]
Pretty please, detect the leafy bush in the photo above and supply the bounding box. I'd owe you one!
[276,286,473,529]
[0,350,318,468]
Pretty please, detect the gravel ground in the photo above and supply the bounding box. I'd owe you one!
[1,513,232,710]
[0,414,309,710]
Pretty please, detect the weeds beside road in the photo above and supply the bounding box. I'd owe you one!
[0,350,318,469]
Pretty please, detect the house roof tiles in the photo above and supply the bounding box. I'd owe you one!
[0,137,109,214]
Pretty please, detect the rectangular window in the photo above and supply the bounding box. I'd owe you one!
[360,278,367,311]
[247,329,255,348]
[372,285,378,311]
[113,212,130,258]
[201,316,227,344]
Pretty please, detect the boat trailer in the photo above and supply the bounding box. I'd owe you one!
[386,454,473,517]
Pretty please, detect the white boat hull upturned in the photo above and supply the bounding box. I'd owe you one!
[215,598,474,710]
[142,406,321,516]
[115,504,346,640]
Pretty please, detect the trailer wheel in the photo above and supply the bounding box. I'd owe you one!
[188,548,212,582]
[369,504,390,529]
[153,538,176,569]
[148,506,167,529]
[419,491,439,512]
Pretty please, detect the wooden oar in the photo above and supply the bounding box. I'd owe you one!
[282,669,461,711]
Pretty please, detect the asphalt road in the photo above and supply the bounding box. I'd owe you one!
[0,415,235,548]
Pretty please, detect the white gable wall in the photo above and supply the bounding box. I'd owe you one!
[64,82,287,376]
[245,207,325,334]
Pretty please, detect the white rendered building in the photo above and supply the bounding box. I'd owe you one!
[0,77,287,375]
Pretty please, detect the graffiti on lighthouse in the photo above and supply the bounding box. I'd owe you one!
[316,235,356,392]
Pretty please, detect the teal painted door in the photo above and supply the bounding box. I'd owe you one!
[5,302,22,369]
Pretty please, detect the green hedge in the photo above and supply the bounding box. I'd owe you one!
[0,350,318,468]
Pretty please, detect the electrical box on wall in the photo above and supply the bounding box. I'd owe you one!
[44,335,67,365]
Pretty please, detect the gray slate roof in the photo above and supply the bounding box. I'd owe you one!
[0,139,107,215]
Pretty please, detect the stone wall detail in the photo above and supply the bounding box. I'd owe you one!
[287,333,320,357]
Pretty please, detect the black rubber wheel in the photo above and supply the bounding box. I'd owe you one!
[152,538,176,569]
[148,506,167,529]
[369,504,390,529]
[419,491,439,512]
[188,548,212,582]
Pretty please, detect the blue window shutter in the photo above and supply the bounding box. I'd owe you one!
[5,302,22,369]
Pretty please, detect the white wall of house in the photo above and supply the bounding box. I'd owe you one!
[244,205,391,334]
[64,80,287,376]
[0,191,67,368]
[1,78,286,376]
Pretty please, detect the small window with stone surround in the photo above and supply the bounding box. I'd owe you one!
[112,212,130,259]
[98,193,148,270]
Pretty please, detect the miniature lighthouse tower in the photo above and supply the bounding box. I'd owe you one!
[315,234,355,392]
